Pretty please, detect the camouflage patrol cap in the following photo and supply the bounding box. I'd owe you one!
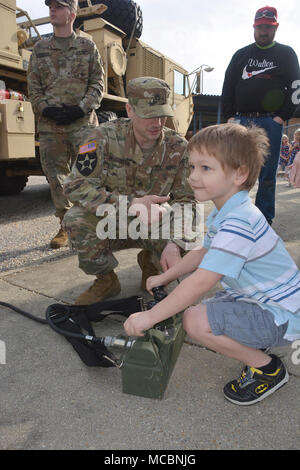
[127,77,174,118]
[45,0,78,12]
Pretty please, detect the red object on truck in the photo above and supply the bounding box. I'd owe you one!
[0,89,25,100]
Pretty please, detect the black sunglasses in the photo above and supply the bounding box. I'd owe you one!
[255,10,277,20]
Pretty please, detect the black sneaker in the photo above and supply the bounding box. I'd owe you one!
[223,355,289,405]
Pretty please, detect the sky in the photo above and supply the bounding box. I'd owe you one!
[16,0,300,95]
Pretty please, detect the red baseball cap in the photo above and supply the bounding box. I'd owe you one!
[253,6,279,27]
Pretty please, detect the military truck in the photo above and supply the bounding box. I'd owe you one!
[0,0,194,195]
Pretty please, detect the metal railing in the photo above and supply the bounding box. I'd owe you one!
[283,122,300,141]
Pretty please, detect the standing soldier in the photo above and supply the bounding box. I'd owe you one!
[27,0,104,248]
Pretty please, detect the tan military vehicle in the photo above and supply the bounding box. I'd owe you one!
[0,0,194,194]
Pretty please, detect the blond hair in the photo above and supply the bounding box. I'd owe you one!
[187,123,269,190]
[294,128,300,138]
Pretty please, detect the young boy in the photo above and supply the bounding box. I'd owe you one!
[124,123,300,406]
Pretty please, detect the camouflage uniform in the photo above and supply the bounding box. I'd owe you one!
[28,27,104,219]
[45,0,77,10]
[63,77,194,276]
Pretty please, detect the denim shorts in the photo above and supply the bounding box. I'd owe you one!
[205,293,290,349]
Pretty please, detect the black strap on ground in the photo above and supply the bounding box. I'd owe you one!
[0,296,142,368]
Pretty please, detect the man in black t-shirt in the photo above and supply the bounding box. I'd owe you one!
[221,6,300,225]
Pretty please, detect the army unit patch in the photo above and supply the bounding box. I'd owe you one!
[76,141,98,176]
[76,151,97,177]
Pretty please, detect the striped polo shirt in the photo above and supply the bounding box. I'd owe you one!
[200,191,300,341]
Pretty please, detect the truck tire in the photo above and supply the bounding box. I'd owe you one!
[0,175,28,195]
[75,0,143,38]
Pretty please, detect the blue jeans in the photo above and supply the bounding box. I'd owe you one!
[238,116,283,224]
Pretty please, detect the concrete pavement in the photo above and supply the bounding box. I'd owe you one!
[0,178,299,450]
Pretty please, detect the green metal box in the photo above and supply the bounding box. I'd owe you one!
[121,313,185,399]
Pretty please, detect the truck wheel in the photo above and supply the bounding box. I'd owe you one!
[75,0,143,38]
[0,175,28,195]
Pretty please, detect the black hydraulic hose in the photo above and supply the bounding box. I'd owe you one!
[45,303,98,342]
[0,293,149,346]
[0,301,47,324]
[0,300,124,344]
[0,300,98,342]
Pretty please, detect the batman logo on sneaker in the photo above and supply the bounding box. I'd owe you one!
[255,383,269,394]
[223,355,289,405]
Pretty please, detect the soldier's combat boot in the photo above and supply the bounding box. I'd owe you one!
[137,250,160,290]
[50,226,69,249]
[74,271,121,305]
